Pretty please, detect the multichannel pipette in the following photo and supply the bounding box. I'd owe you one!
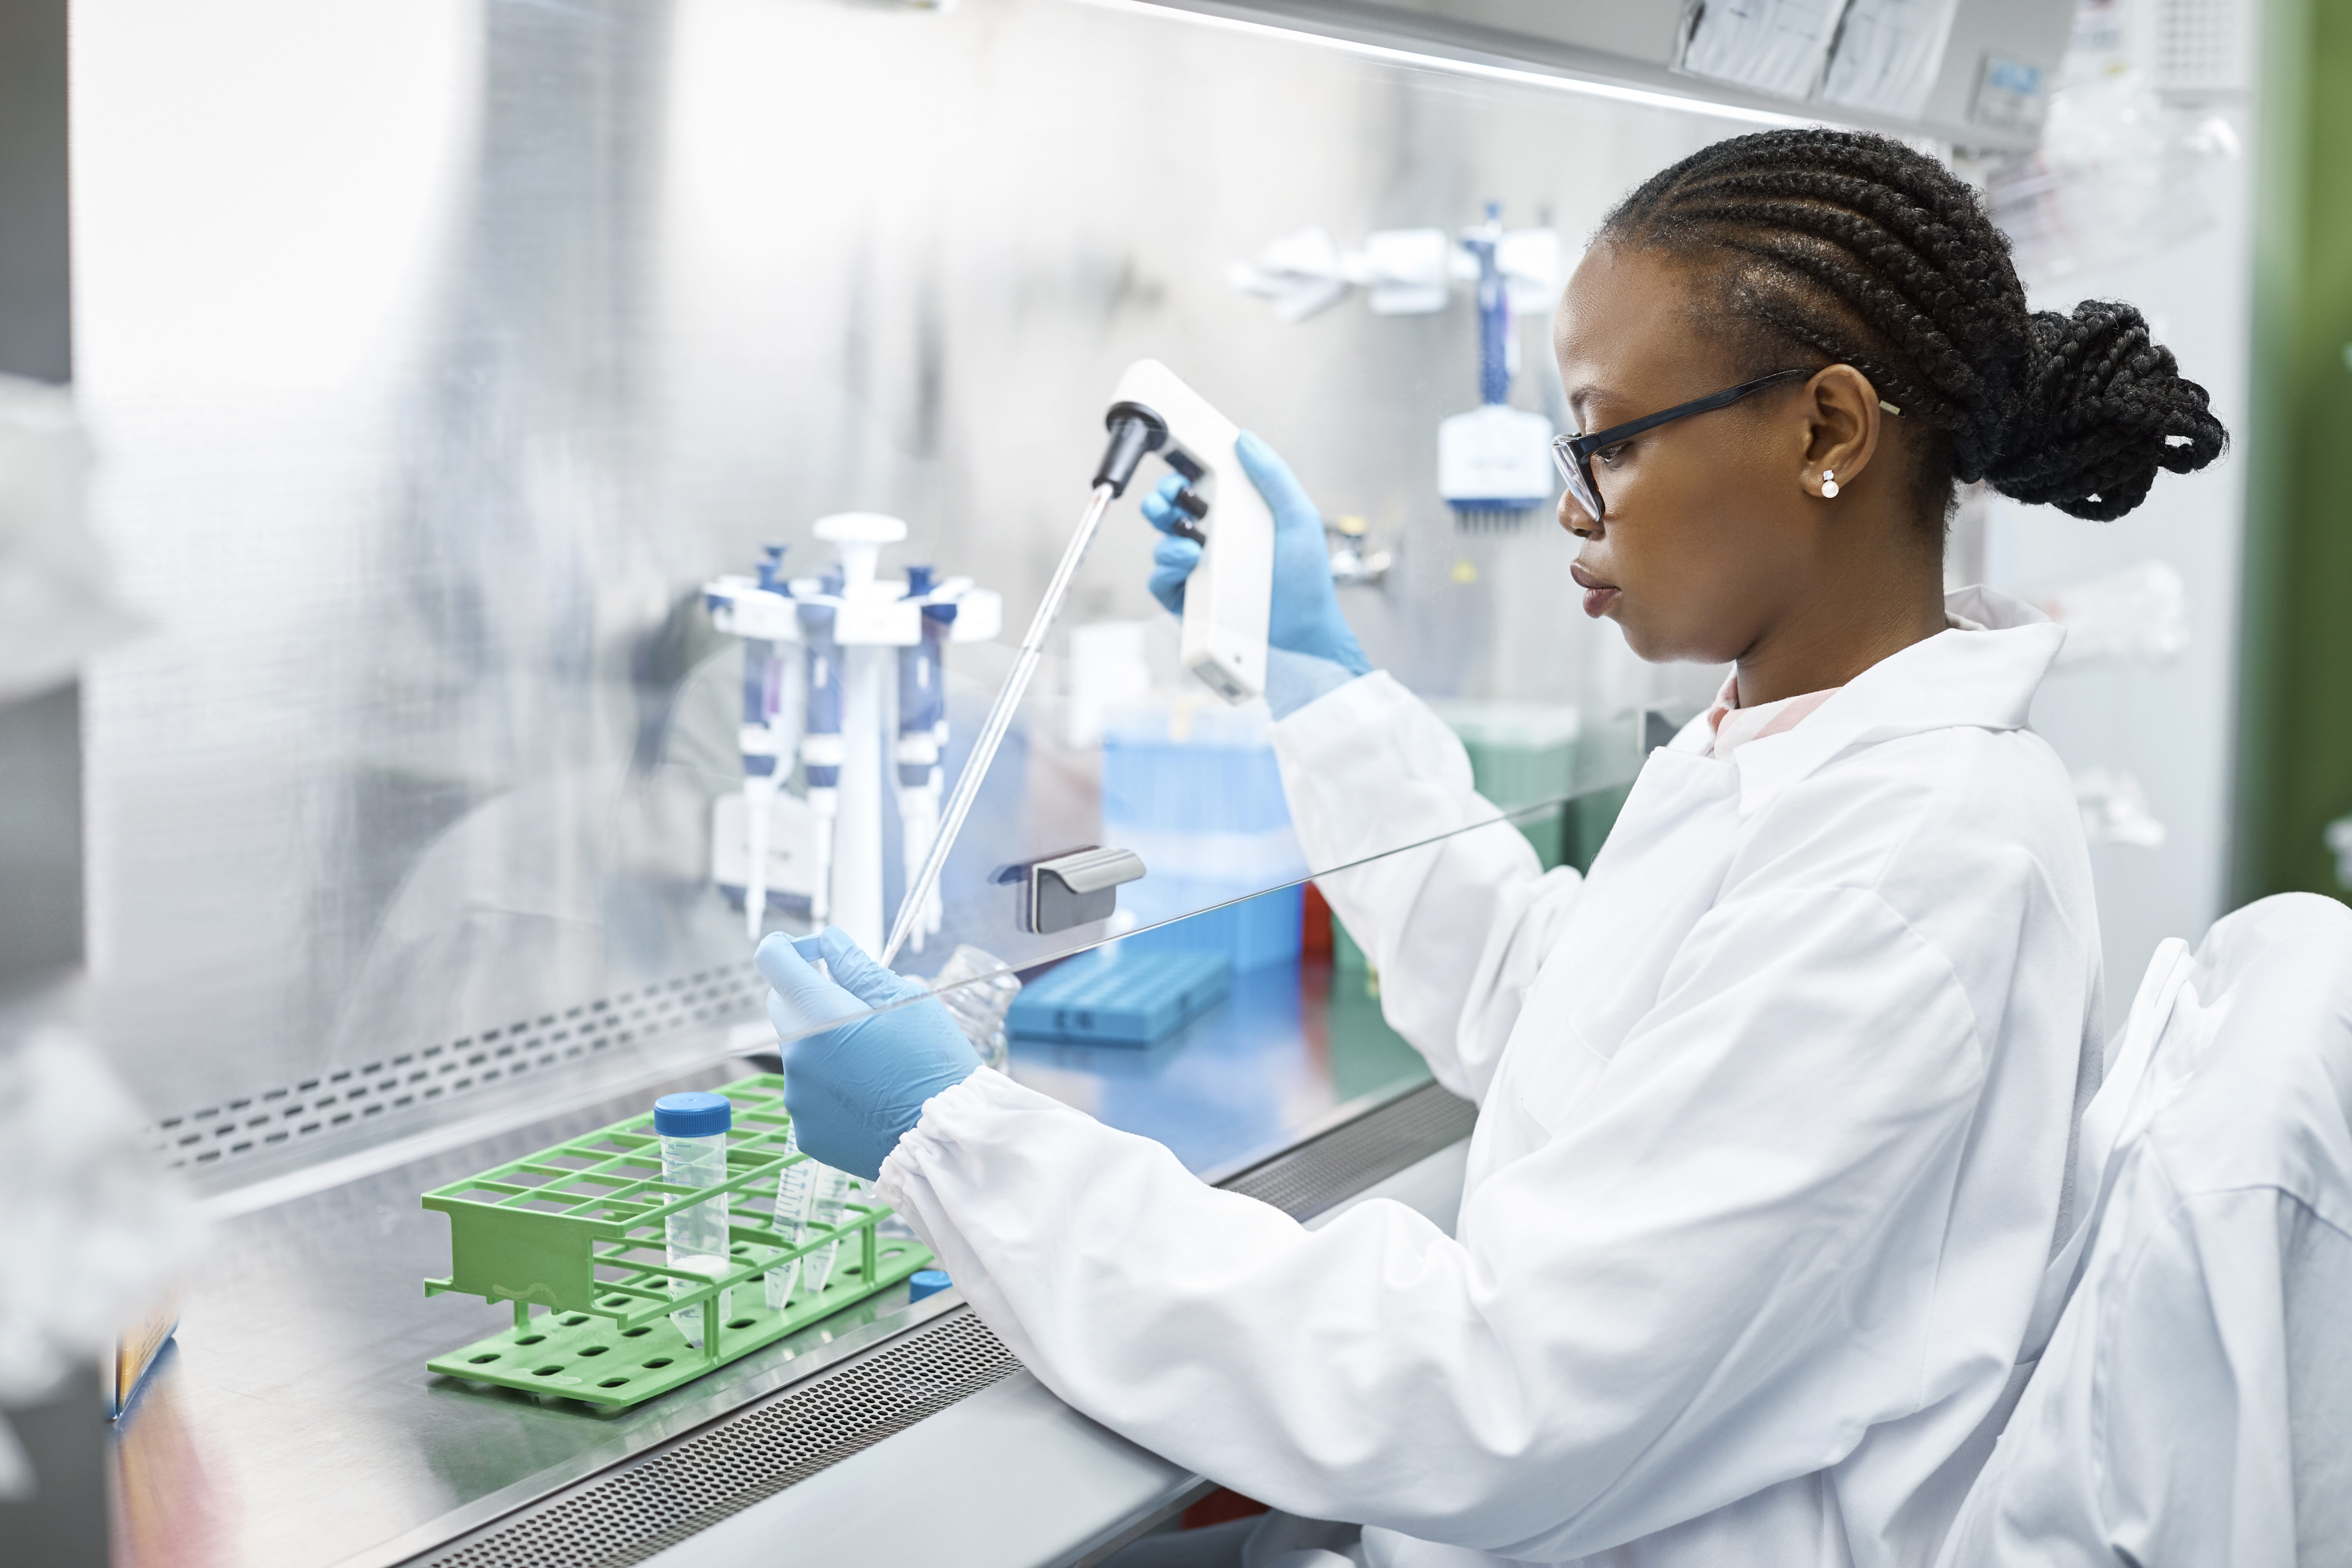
[1440,203,1555,530]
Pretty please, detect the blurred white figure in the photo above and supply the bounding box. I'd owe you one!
[1939,895,2352,1566]
[0,1030,198,1497]
[0,375,141,703]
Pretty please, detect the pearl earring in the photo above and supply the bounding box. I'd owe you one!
[1820,469,1840,499]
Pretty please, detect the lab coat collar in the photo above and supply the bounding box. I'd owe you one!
[1696,586,2065,819]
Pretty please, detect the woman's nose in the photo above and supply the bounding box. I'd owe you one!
[1559,491,1599,539]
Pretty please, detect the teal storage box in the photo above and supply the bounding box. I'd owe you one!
[1007,948,1231,1046]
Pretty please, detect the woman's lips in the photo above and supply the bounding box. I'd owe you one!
[1570,561,1620,618]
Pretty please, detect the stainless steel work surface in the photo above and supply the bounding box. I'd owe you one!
[112,962,1437,1568]
[113,1059,934,1568]
[1008,962,1427,1183]
[637,1136,1474,1568]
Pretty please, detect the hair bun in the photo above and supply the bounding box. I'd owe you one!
[1986,299,2228,521]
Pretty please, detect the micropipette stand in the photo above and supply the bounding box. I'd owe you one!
[704,545,802,943]
[705,518,1001,953]
[881,360,1273,967]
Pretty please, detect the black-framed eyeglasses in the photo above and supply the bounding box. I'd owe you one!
[1551,369,1809,523]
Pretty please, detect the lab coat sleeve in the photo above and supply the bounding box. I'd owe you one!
[1270,671,1584,1103]
[879,883,1989,1562]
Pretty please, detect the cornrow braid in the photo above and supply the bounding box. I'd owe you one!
[1601,128,2226,524]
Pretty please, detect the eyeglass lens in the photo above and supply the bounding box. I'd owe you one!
[1552,441,1601,522]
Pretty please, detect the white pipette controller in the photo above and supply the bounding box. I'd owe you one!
[1105,360,1274,705]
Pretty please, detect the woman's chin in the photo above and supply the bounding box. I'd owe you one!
[1612,615,1667,661]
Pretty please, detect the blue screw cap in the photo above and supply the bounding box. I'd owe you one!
[653,1091,732,1138]
[908,1269,952,1303]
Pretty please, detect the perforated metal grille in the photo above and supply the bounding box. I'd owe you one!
[148,964,767,1171]
[1221,1080,1477,1219]
[410,1311,1021,1568]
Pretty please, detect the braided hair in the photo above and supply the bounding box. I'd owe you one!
[1599,128,2226,523]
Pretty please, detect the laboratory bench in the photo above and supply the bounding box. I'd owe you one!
[113,959,1476,1568]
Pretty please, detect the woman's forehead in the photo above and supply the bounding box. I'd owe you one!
[1555,246,1724,412]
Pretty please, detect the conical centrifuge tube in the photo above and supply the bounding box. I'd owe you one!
[802,1166,854,1297]
[765,1128,818,1311]
[655,1092,734,1349]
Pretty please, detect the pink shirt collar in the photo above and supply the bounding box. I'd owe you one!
[1703,609,1989,762]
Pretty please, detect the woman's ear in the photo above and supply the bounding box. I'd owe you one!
[1798,365,1883,500]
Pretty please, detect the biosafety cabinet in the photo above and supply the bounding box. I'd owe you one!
[0,0,2255,1561]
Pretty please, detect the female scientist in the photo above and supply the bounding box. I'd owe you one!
[756,130,2228,1567]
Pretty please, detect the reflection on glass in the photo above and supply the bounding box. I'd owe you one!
[75,0,1746,1155]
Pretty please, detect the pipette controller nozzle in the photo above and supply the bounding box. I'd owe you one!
[1093,401,1169,497]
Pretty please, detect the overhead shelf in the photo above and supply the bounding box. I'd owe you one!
[1133,0,2076,150]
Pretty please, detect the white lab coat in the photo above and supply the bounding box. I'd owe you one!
[878,587,2102,1568]
[1937,892,2352,1567]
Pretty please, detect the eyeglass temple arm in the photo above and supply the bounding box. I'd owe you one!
[1562,369,1809,457]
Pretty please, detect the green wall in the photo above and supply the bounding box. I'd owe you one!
[2237,0,2352,902]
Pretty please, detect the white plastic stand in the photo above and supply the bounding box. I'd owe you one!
[704,514,1002,955]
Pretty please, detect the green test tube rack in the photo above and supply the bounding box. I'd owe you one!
[421,1074,931,1410]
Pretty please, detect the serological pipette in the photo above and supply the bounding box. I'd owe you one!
[880,405,1171,966]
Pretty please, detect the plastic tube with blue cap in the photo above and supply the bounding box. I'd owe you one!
[654,1091,734,1348]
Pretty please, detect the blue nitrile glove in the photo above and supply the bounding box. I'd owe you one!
[755,927,979,1181]
[1141,430,1372,718]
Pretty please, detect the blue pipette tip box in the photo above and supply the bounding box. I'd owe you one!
[1006,948,1231,1048]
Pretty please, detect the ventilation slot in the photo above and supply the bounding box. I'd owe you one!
[411,1312,1021,1568]
[149,964,770,1171]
